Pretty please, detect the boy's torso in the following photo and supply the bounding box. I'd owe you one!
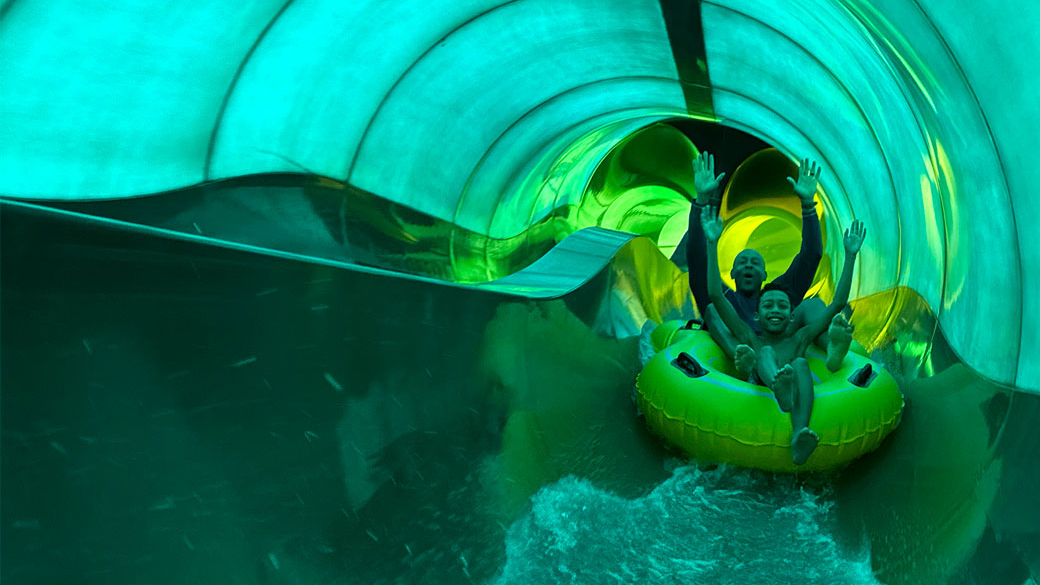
[750,331,807,366]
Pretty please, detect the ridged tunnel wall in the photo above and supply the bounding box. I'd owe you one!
[1,0,1036,391]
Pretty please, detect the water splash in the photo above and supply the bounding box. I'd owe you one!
[496,465,879,585]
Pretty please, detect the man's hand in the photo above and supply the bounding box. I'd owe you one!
[786,158,822,205]
[693,151,726,204]
[844,219,866,254]
[701,205,724,242]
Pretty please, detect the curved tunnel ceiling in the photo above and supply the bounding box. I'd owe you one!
[0,0,1036,392]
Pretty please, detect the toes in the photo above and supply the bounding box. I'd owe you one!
[791,429,820,465]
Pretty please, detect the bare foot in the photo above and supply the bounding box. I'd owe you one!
[734,344,757,380]
[772,365,795,412]
[826,314,854,372]
[791,427,820,465]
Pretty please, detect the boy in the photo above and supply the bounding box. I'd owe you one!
[701,205,866,465]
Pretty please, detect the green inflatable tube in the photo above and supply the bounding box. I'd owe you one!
[637,321,904,473]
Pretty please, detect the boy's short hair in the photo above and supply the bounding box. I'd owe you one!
[760,281,792,303]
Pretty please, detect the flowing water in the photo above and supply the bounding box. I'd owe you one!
[497,465,877,585]
[3,204,1038,585]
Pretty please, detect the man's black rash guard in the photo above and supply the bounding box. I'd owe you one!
[687,201,823,335]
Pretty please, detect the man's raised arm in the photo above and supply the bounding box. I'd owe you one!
[686,152,727,318]
[774,159,824,301]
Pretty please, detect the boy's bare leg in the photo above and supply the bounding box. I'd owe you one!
[705,304,757,378]
[795,299,861,371]
[704,304,738,356]
[791,297,829,348]
[734,345,757,381]
[789,358,819,465]
[826,314,855,372]
[756,346,794,412]
[703,299,761,372]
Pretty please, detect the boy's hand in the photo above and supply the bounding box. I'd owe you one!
[786,158,822,205]
[693,151,726,204]
[844,219,866,254]
[701,205,724,242]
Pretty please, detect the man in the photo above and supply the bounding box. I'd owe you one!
[685,152,853,377]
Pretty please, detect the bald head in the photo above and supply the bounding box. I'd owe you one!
[730,249,766,294]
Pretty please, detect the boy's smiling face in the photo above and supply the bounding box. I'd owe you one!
[756,289,792,334]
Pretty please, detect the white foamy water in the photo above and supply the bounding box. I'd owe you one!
[495,464,879,585]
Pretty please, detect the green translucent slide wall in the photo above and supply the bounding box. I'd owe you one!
[0,0,1036,392]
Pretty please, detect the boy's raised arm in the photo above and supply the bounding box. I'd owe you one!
[701,206,756,345]
[801,220,866,342]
